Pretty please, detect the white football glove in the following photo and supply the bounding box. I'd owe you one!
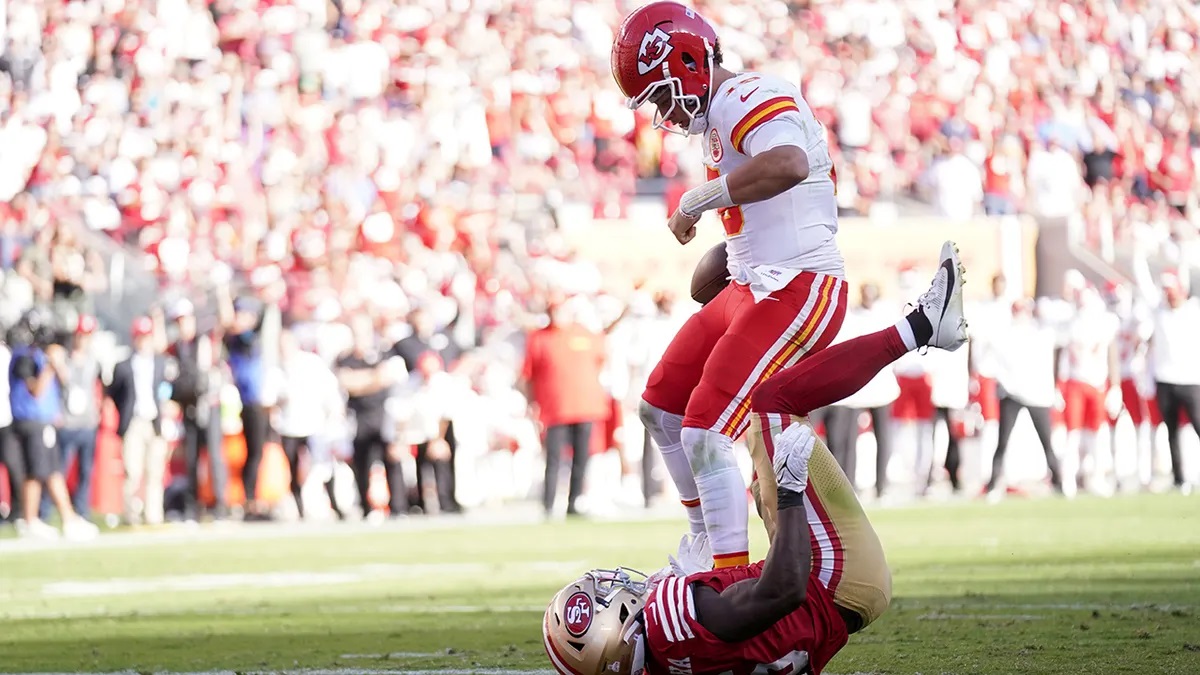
[773,424,816,493]
[668,532,713,577]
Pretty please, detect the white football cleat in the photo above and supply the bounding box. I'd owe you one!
[917,240,968,351]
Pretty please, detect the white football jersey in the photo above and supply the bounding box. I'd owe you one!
[1065,307,1118,388]
[928,345,970,410]
[967,297,1010,378]
[703,72,843,282]
[1115,305,1153,386]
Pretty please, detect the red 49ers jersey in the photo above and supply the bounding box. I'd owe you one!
[642,563,849,675]
[703,72,843,279]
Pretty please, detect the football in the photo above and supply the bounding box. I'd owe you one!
[691,241,730,305]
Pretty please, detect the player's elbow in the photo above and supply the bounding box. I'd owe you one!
[773,146,809,186]
[773,582,808,613]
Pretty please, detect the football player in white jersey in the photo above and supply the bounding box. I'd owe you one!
[613,2,851,567]
[967,274,1012,470]
[1062,286,1121,497]
[1106,281,1159,490]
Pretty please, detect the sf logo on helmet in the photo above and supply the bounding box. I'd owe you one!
[637,28,673,75]
[563,591,594,637]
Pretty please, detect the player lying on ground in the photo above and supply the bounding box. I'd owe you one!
[543,243,969,675]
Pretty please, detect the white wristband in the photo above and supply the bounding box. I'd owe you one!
[679,174,734,217]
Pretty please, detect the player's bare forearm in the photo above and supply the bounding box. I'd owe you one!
[693,494,811,642]
[727,146,810,205]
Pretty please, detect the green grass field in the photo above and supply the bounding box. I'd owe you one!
[1,494,1198,674]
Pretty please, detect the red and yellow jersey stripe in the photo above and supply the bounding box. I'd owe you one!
[730,96,800,154]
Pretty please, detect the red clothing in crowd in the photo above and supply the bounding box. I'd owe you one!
[522,322,608,428]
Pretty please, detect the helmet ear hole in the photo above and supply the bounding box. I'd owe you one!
[619,604,631,623]
[568,640,586,652]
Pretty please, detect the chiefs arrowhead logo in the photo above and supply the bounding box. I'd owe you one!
[709,128,724,162]
[637,28,673,75]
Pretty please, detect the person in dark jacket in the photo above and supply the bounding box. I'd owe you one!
[107,316,170,526]
[218,285,271,519]
[168,299,227,520]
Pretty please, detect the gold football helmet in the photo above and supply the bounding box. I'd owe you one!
[543,568,650,675]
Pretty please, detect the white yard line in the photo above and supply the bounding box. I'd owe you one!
[38,562,584,599]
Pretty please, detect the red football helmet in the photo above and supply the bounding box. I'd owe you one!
[611,1,718,136]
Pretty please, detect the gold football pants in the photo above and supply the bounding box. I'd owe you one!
[746,412,892,628]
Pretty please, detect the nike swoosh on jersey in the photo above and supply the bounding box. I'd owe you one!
[740,88,759,102]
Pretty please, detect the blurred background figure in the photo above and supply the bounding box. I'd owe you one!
[168,299,227,521]
[1107,282,1158,491]
[401,352,463,515]
[390,307,462,375]
[109,317,169,526]
[928,343,970,495]
[41,314,101,521]
[273,329,340,520]
[1061,287,1120,496]
[522,298,607,519]
[969,274,1011,480]
[1146,270,1200,495]
[8,308,96,540]
[337,315,408,520]
[219,288,271,520]
[985,299,1063,500]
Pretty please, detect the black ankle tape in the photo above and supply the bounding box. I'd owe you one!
[777,488,805,511]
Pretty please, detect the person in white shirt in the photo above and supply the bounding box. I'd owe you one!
[272,329,345,520]
[1061,287,1120,497]
[968,274,1011,472]
[1026,136,1084,220]
[985,299,1064,497]
[926,139,984,221]
[1138,262,1200,494]
[1107,282,1160,489]
[397,352,463,515]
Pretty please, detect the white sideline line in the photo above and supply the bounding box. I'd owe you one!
[897,601,1195,612]
[338,653,449,659]
[380,605,544,614]
[37,562,584,599]
[917,612,1044,621]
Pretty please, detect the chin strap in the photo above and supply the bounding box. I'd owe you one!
[624,618,647,675]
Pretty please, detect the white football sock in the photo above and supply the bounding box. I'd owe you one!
[681,426,748,567]
[895,318,919,351]
[639,402,705,535]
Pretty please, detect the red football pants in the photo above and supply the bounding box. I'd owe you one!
[642,272,847,438]
[752,325,910,418]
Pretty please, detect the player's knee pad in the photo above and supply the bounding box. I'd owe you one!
[639,399,683,449]
[680,426,739,476]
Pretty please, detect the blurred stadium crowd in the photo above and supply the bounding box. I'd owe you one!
[1,0,1199,537]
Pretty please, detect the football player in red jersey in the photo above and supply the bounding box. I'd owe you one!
[543,244,969,675]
